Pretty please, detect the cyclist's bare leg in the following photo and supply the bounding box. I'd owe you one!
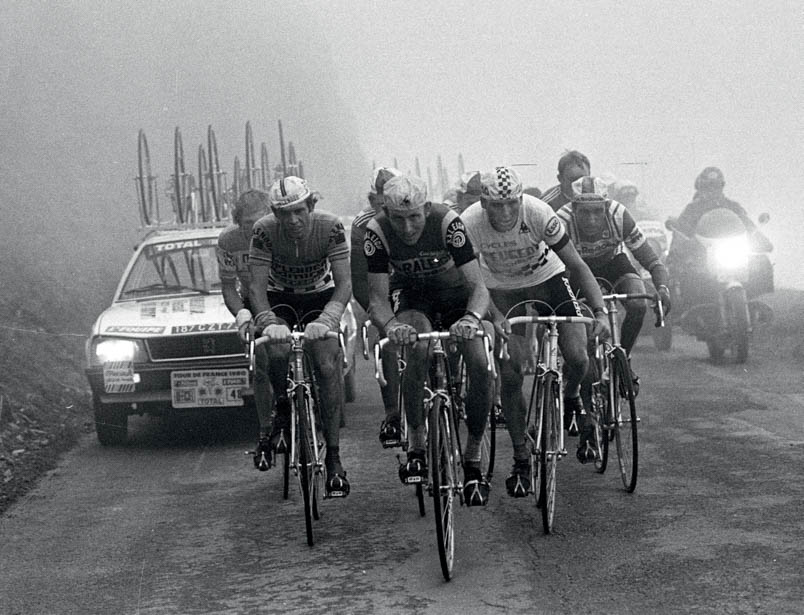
[308,338,345,449]
[380,344,400,419]
[396,309,432,453]
[459,322,494,464]
[616,274,647,357]
[557,322,589,399]
[253,344,272,437]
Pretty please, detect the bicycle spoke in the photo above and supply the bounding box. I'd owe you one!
[612,351,638,492]
[430,398,454,581]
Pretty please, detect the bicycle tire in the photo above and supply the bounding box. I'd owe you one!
[245,121,255,190]
[297,386,316,546]
[197,144,209,222]
[232,156,242,201]
[260,142,270,188]
[525,371,542,509]
[136,129,156,226]
[539,373,560,534]
[173,126,188,223]
[611,349,638,492]
[590,356,609,474]
[207,125,223,221]
[430,396,455,581]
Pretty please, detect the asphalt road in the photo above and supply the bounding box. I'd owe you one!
[1,330,802,615]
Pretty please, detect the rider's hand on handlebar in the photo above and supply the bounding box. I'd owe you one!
[236,308,253,342]
[450,314,482,340]
[263,323,292,343]
[492,316,511,342]
[386,321,417,346]
[592,312,611,341]
[656,285,672,316]
[304,319,332,341]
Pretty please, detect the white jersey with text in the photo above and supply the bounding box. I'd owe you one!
[461,195,568,290]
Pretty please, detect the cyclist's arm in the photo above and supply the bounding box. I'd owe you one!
[328,256,353,309]
[350,223,370,311]
[366,272,395,332]
[554,240,605,312]
[221,278,245,316]
[248,262,273,316]
[631,242,669,288]
[456,259,490,320]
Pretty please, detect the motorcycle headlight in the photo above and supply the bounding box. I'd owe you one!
[711,237,750,270]
[88,337,148,366]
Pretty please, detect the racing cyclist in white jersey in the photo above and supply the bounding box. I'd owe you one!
[216,189,274,470]
[461,166,609,494]
[248,176,352,497]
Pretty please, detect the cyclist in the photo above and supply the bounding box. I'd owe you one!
[364,174,495,506]
[461,166,609,495]
[216,189,273,470]
[248,176,352,497]
[541,150,591,212]
[557,176,671,460]
[350,166,405,446]
[442,171,483,214]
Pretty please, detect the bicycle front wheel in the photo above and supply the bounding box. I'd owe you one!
[539,373,560,534]
[611,350,638,492]
[297,390,316,546]
[430,397,455,581]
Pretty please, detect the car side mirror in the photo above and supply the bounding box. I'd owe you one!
[758,212,770,225]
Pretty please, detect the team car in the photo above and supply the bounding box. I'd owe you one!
[85,225,358,445]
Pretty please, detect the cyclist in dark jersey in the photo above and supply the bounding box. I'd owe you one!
[248,176,352,497]
[216,189,273,471]
[364,174,494,506]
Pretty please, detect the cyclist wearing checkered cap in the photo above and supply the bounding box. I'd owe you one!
[364,174,495,506]
[557,176,671,461]
[461,166,610,494]
[248,175,352,497]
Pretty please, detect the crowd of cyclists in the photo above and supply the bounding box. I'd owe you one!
[214,149,771,503]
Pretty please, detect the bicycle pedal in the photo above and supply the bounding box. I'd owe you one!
[381,438,402,449]
[404,475,423,484]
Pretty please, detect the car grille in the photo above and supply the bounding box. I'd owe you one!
[146,333,243,362]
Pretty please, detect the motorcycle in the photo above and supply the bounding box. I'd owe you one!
[666,208,773,363]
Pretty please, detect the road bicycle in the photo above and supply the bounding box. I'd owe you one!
[500,305,594,534]
[246,324,342,547]
[376,328,495,580]
[586,289,665,493]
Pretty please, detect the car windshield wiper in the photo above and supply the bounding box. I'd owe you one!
[122,283,210,296]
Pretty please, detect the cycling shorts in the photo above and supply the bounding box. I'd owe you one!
[391,285,472,330]
[587,252,639,292]
[490,273,582,336]
[267,288,335,329]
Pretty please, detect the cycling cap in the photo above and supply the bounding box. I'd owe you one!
[232,188,270,224]
[479,166,523,201]
[458,171,483,196]
[382,175,428,211]
[571,176,608,204]
[370,167,402,195]
[268,176,311,209]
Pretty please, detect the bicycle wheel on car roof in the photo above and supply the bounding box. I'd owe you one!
[136,129,158,226]
[245,120,256,190]
[173,126,191,223]
[611,349,638,492]
[207,125,223,221]
[197,144,210,222]
[430,397,455,581]
[260,142,270,188]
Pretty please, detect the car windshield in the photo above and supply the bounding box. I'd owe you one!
[119,236,222,300]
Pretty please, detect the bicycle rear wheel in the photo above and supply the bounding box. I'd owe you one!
[430,397,455,581]
[611,350,638,492]
[589,357,609,474]
[539,373,560,534]
[296,389,316,546]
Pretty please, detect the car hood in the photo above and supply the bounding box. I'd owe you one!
[91,294,236,337]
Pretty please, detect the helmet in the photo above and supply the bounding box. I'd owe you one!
[694,167,725,192]
[232,188,270,224]
[370,167,402,195]
[382,175,428,211]
[479,166,523,201]
[268,176,311,209]
[571,176,609,204]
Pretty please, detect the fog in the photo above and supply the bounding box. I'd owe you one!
[1,0,802,314]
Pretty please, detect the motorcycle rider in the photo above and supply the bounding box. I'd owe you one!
[541,150,591,212]
[248,176,352,497]
[216,189,274,471]
[669,167,773,308]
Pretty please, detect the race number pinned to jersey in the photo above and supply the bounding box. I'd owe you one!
[545,216,562,238]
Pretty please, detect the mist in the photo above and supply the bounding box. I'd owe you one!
[1,0,802,322]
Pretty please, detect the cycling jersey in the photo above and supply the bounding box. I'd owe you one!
[364,202,475,291]
[461,194,569,290]
[250,209,349,294]
[557,200,646,270]
[216,223,252,293]
[350,205,379,310]
[540,184,571,212]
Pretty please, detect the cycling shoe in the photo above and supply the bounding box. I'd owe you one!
[252,437,272,471]
[399,451,427,484]
[463,465,490,506]
[326,471,350,498]
[379,416,402,448]
[563,396,584,436]
[505,459,531,498]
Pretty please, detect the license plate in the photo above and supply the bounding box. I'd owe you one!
[170,368,248,408]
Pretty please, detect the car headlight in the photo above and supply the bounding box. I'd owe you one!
[710,236,750,270]
[88,337,148,366]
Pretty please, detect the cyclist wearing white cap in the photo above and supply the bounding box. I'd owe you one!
[364,174,495,506]
[350,167,405,446]
[557,176,671,459]
[461,166,609,493]
[216,189,274,470]
[247,175,352,497]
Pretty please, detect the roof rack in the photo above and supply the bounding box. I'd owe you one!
[135,120,306,231]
